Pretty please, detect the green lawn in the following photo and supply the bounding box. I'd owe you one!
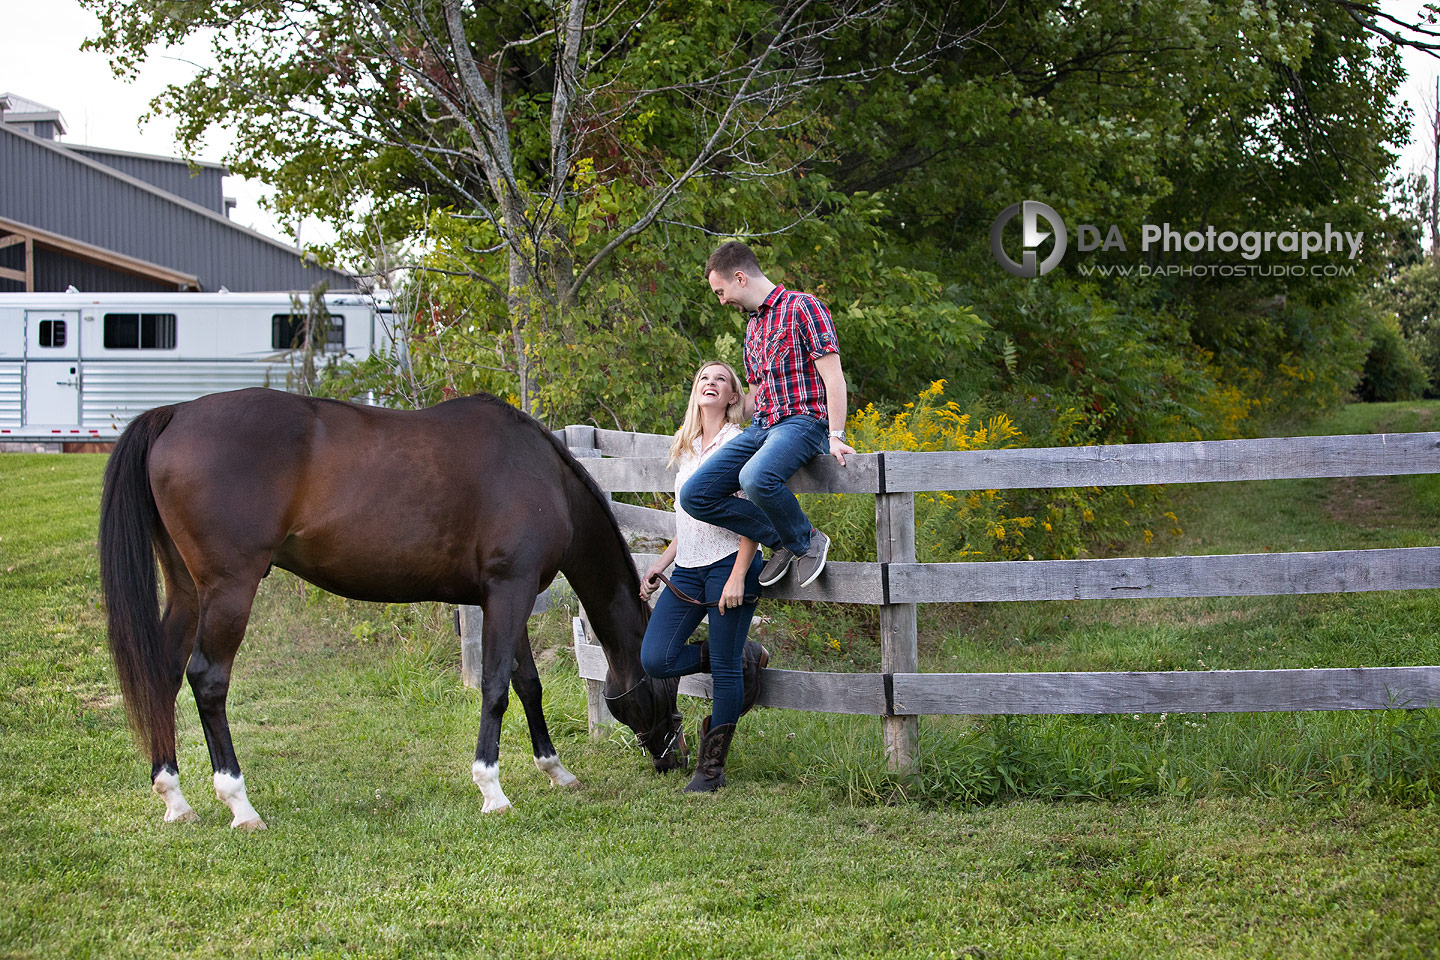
[3,403,1440,958]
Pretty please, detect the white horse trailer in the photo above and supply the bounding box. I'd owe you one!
[0,290,395,445]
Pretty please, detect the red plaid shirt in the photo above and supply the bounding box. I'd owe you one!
[743,285,840,428]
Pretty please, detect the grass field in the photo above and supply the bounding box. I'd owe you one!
[4,402,1440,958]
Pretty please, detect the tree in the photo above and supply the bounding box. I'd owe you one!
[85,0,976,414]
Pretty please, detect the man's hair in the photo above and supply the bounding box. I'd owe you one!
[704,241,764,281]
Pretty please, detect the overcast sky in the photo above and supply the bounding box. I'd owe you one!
[3,0,1439,249]
[0,0,324,245]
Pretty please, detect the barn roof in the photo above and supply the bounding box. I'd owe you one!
[0,121,354,292]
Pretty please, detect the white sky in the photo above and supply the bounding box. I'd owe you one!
[2,0,1438,245]
[0,0,329,246]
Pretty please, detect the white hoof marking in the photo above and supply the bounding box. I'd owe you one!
[214,772,264,830]
[472,760,513,813]
[535,754,579,789]
[153,770,198,824]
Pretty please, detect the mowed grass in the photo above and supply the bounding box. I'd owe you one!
[3,403,1440,958]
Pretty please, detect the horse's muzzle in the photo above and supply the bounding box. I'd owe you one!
[603,675,687,771]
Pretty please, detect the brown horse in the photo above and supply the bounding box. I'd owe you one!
[99,388,684,827]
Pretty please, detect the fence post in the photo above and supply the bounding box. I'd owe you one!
[876,465,919,772]
[458,605,484,688]
[576,607,617,737]
[564,424,616,738]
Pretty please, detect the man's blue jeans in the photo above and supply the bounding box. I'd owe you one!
[679,414,828,555]
[639,552,763,727]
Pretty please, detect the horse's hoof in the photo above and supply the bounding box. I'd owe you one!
[163,809,200,825]
[534,756,579,789]
[231,817,267,830]
[552,774,581,790]
[482,801,513,814]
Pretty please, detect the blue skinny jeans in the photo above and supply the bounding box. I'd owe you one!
[678,414,828,555]
[639,551,763,727]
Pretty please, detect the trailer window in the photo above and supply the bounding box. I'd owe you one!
[104,313,177,349]
[272,314,345,354]
[38,319,66,348]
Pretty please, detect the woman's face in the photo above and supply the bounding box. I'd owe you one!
[694,364,739,412]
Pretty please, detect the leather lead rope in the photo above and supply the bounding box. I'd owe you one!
[650,571,758,608]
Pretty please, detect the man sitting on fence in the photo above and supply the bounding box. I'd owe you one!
[680,241,856,588]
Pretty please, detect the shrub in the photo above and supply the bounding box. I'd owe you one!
[803,380,1178,566]
[1357,312,1429,402]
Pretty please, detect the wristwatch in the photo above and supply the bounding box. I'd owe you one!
[829,429,846,440]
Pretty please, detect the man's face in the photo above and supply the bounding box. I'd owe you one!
[708,269,752,311]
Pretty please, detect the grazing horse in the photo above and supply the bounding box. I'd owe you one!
[99,388,684,827]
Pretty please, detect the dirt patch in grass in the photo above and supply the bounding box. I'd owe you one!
[1321,476,1412,531]
[1369,406,1436,434]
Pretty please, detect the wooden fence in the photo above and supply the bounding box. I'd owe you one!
[460,426,1440,772]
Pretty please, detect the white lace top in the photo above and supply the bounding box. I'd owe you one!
[673,421,748,568]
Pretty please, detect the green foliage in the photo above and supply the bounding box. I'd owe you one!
[85,0,1416,435]
[804,380,1182,572]
[1358,312,1430,402]
[1378,256,1440,397]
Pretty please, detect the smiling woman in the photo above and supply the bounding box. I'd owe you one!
[640,360,770,793]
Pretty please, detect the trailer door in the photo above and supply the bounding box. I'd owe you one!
[24,310,80,428]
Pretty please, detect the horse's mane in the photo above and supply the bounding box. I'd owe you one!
[465,393,641,596]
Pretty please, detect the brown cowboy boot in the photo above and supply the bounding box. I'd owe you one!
[684,715,736,793]
[740,641,769,717]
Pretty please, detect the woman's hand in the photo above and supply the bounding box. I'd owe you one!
[639,563,666,602]
[718,572,747,614]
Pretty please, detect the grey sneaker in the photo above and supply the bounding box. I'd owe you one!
[758,546,796,586]
[792,528,830,588]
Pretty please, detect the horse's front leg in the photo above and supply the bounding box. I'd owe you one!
[511,633,579,789]
[472,580,532,813]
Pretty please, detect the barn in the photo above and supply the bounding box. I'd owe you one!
[0,95,375,450]
[0,93,354,294]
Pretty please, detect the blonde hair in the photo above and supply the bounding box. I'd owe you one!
[668,360,745,466]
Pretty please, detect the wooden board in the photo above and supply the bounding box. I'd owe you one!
[595,428,673,459]
[612,502,677,539]
[891,665,1440,715]
[882,432,1440,492]
[887,547,1440,603]
[630,552,884,605]
[562,425,599,457]
[572,641,887,715]
[580,452,882,494]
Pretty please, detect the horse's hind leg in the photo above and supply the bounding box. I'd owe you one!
[151,545,201,823]
[188,574,267,830]
[512,635,579,789]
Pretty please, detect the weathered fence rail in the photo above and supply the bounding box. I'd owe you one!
[458,426,1440,771]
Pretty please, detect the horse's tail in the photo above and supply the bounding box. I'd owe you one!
[99,405,176,759]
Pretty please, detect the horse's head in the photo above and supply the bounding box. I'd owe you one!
[604,673,687,772]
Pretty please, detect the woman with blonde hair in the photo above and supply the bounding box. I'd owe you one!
[640,360,769,793]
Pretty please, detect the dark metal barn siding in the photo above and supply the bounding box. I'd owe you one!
[0,242,20,292]
[66,146,227,215]
[0,126,353,292]
[33,248,175,293]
